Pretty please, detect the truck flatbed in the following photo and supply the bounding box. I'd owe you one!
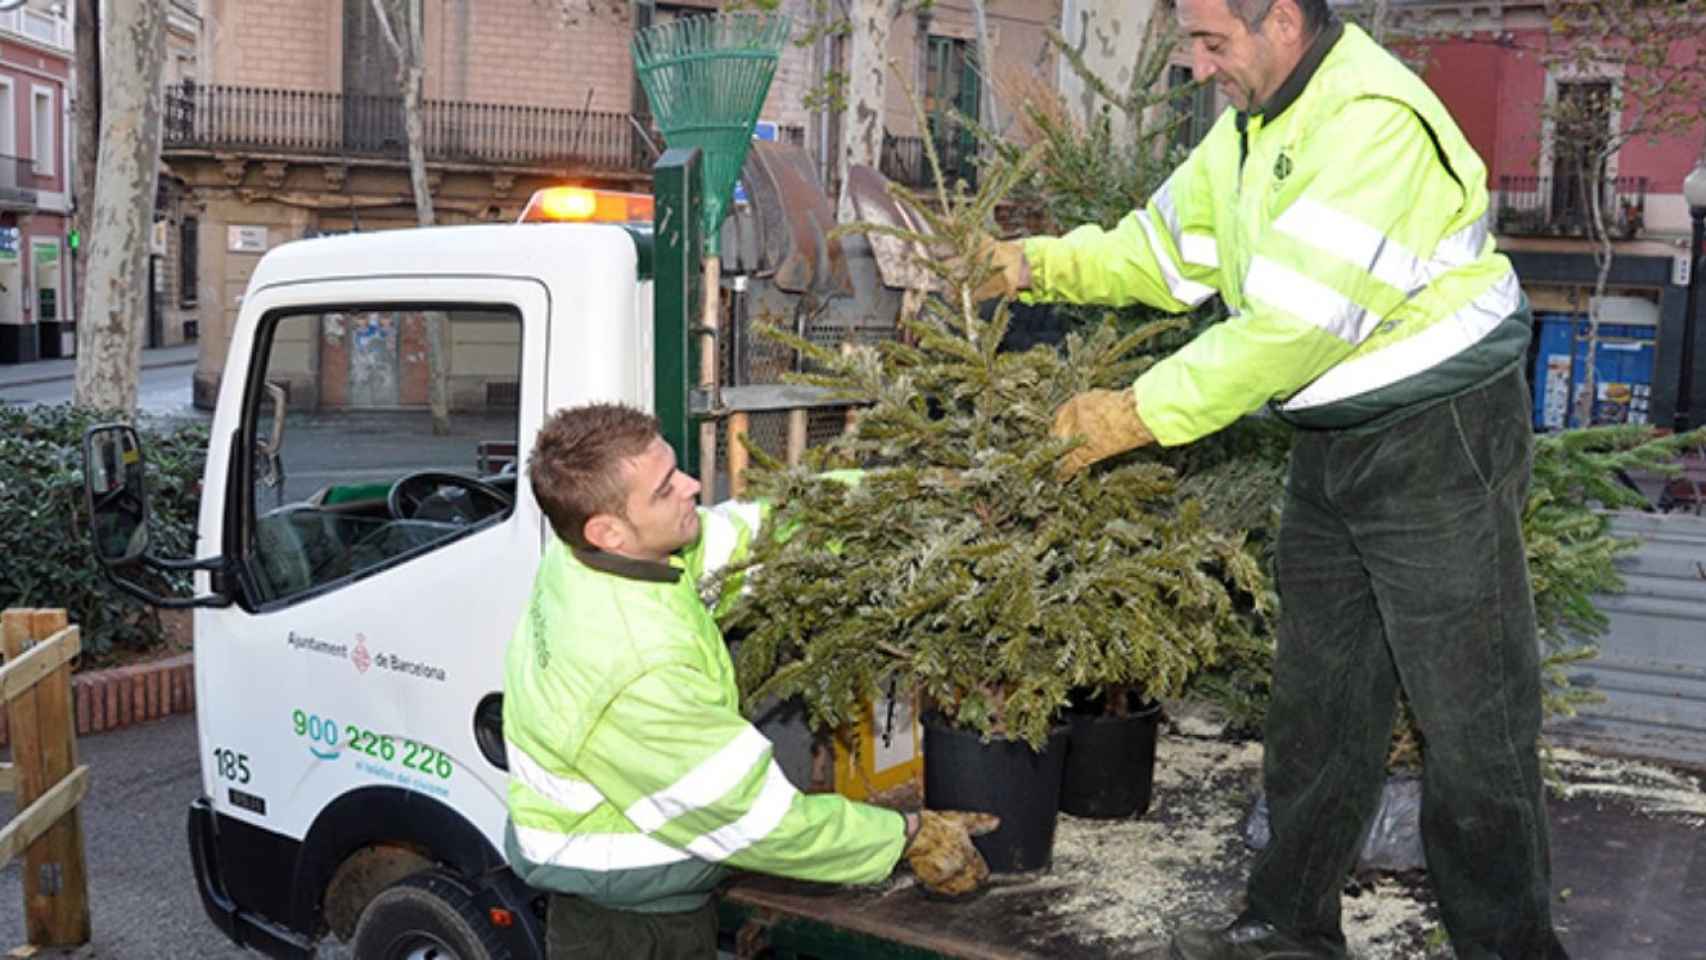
[719,872,1157,959]
[714,731,1706,959]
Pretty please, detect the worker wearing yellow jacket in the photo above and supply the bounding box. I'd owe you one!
[981,0,1569,957]
[504,403,996,959]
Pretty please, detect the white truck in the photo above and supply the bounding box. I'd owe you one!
[80,154,738,959]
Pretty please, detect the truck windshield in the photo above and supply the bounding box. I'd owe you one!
[243,305,523,606]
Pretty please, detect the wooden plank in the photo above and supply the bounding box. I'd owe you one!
[0,765,89,872]
[786,408,809,466]
[2,611,46,810]
[722,875,1067,960]
[728,412,751,498]
[25,610,88,945]
[0,627,80,706]
[2,611,90,947]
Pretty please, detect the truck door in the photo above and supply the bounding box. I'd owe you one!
[193,277,548,909]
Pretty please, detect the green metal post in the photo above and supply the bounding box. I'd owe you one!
[652,147,703,476]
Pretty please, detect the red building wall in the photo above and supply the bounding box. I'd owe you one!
[1412,29,1703,196]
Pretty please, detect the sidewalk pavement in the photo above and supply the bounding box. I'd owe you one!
[0,342,200,391]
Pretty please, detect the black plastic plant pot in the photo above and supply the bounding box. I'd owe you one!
[921,712,1069,873]
[1059,694,1161,819]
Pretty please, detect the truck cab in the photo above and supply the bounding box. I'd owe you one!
[86,217,662,959]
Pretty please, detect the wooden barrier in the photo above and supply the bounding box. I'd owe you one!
[718,384,854,499]
[1,608,92,948]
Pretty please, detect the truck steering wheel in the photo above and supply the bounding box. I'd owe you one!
[386,471,513,525]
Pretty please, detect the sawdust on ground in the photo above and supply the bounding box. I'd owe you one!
[1016,731,1450,958]
[998,728,1706,958]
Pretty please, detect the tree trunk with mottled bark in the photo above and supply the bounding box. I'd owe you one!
[971,0,998,146]
[74,0,165,413]
[72,0,100,330]
[838,0,891,223]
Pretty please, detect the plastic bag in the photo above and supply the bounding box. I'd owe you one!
[1242,774,1426,873]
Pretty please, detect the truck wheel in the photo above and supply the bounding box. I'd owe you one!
[350,868,513,960]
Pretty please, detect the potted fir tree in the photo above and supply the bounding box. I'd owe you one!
[719,156,1270,872]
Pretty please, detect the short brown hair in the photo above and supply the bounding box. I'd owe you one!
[529,404,660,549]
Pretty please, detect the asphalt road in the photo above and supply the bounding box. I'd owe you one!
[0,360,208,422]
[0,712,280,958]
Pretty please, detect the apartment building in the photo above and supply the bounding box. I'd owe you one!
[1385,0,1705,429]
[150,1,1065,406]
[0,0,72,365]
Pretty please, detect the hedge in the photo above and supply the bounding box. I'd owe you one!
[0,403,207,663]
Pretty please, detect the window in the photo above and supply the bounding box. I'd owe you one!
[31,87,53,175]
[0,78,15,162]
[1549,79,1614,230]
[1167,65,1217,152]
[925,36,980,184]
[179,217,199,307]
[244,306,522,607]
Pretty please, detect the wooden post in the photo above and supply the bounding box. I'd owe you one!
[2,609,91,946]
[786,409,809,467]
[727,412,750,499]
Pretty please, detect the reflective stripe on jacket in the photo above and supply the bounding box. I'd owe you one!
[1023,21,1528,443]
[502,501,904,913]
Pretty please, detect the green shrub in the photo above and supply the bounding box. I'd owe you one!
[0,403,207,663]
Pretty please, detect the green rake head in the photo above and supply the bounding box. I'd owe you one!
[633,11,791,255]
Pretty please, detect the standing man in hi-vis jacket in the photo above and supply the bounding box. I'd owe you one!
[976,0,1569,956]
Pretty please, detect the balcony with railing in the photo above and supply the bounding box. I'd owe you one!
[1495,174,1650,239]
[163,82,653,173]
[0,6,71,52]
[0,154,38,210]
[880,131,979,191]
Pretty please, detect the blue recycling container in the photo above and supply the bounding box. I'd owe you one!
[1531,313,1655,430]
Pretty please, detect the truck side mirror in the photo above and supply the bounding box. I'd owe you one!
[83,424,151,566]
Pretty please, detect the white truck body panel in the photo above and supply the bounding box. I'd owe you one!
[192,224,650,853]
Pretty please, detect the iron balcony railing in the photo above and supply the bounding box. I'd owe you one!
[880,131,979,190]
[164,82,652,172]
[0,153,39,208]
[1495,174,1649,239]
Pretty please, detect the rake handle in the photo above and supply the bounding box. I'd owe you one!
[700,254,721,505]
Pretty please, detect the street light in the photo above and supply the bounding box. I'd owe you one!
[1678,153,1706,432]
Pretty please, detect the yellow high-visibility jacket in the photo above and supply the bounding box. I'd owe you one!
[1024,21,1527,443]
[502,501,903,913]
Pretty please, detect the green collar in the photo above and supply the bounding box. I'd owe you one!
[1250,17,1344,122]
[570,545,682,584]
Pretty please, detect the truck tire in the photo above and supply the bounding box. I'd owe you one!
[350,868,513,960]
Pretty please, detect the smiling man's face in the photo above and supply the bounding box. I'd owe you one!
[1176,0,1304,112]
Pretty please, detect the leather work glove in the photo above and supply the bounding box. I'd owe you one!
[1051,388,1156,480]
[903,809,1001,897]
[947,233,1029,302]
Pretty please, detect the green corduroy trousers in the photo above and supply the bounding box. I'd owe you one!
[1246,366,1568,960]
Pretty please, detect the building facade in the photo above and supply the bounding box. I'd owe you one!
[0,0,73,365]
[1386,0,1706,428]
[153,0,1064,407]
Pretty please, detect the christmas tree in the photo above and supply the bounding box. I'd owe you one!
[718,152,1270,749]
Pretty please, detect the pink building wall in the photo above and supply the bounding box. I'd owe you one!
[1405,29,1702,197]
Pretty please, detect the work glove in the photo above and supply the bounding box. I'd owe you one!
[945,233,1029,302]
[903,809,1001,897]
[1050,388,1155,480]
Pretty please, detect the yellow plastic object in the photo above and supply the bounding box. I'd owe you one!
[832,691,924,801]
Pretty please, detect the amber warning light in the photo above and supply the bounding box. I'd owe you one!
[518,187,655,224]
